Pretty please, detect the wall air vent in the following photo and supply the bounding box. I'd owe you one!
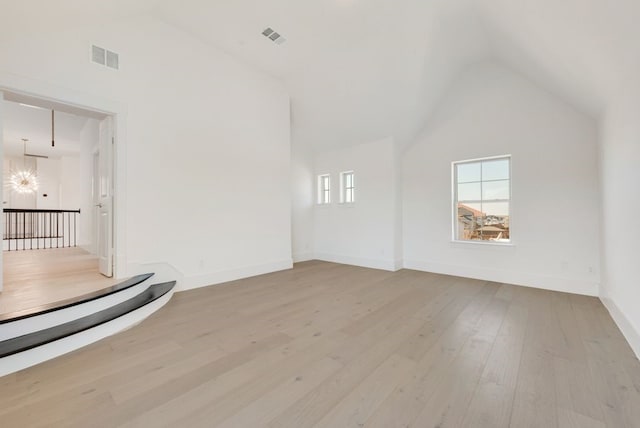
[91,45,119,70]
[262,27,286,45]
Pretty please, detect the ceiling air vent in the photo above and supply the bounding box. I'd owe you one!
[91,45,119,70]
[262,27,286,45]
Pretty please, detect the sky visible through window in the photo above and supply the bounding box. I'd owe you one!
[455,157,510,242]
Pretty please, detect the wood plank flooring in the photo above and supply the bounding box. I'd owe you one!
[1,247,119,315]
[1,260,639,427]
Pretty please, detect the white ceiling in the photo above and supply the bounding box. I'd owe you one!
[474,0,640,118]
[2,0,638,152]
[155,0,640,150]
[2,101,94,159]
[0,0,160,42]
[155,0,491,150]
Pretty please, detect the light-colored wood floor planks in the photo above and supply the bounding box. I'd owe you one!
[0,247,118,315]
[0,260,639,427]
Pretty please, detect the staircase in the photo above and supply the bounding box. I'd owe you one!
[0,273,176,377]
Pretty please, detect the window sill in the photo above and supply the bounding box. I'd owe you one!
[450,240,515,248]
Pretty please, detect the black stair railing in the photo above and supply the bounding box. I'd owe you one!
[3,209,81,251]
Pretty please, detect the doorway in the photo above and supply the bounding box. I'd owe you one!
[0,90,118,314]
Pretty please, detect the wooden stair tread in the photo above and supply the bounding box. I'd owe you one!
[0,273,155,324]
[0,281,175,358]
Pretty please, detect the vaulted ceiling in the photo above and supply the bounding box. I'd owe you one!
[2,0,639,151]
[155,0,490,150]
[475,0,640,119]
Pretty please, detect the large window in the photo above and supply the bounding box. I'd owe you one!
[317,174,331,204]
[453,156,511,243]
[340,171,355,203]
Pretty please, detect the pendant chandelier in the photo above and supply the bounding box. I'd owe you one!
[9,139,39,194]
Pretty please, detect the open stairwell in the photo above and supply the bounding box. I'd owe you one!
[0,273,176,377]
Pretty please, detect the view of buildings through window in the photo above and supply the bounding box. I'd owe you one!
[454,156,510,242]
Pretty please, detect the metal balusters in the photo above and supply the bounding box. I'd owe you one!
[2,209,81,251]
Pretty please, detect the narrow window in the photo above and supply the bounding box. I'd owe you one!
[453,156,511,243]
[340,171,355,203]
[317,174,331,204]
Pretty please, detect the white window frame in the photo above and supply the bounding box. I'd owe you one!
[452,155,512,245]
[340,170,355,204]
[317,174,331,205]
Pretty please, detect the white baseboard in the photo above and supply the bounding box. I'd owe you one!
[313,252,400,272]
[128,259,294,292]
[600,295,640,360]
[293,252,314,263]
[79,244,96,255]
[403,259,599,297]
[127,262,185,287]
[179,259,293,291]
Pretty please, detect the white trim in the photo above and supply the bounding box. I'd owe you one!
[403,259,599,296]
[339,170,355,204]
[600,296,640,360]
[452,154,512,243]
[127,262,184,287]
[317,173,331,205]
[293,252,314,263]
[178,259,293,291]
[452,154,513,164]
[0,72,128,280]
[450,240,515,248]
[314,252,400,272]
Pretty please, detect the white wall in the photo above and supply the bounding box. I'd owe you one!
[59,156,80,210]
[291,135,314,262]
[312,137,401,271]
[59,154,90,249]
[36,158,61,210]
[0,15,291,289]
[403,62,601,295]
[599,83,640,357]
[58,120,98,249]
[393,144,404,265]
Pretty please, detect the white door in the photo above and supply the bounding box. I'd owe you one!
[96,116,113,277]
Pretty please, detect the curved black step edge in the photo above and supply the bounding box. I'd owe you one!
[0,281,175,358]
[0,273,155,324]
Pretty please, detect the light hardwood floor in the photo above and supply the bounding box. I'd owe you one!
[0,261,639,427]
[1,247,119,315]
